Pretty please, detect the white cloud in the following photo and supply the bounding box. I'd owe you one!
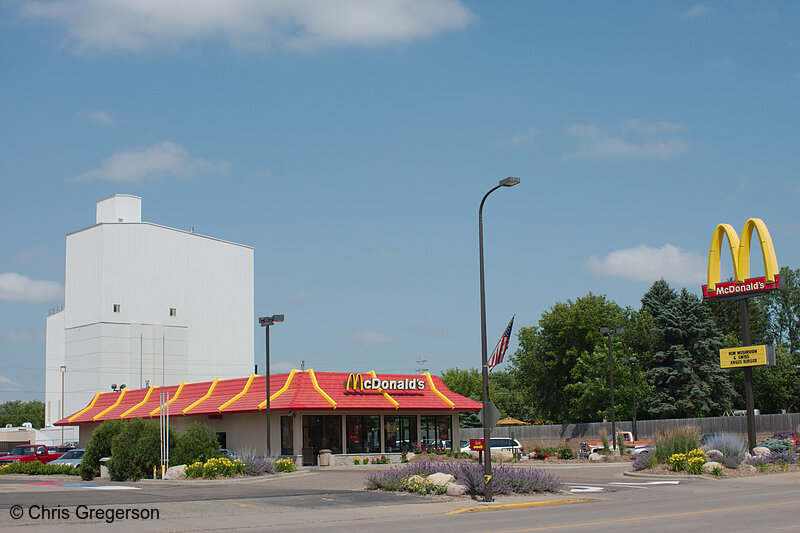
[586,244,707,285]
[682,4,710,18]
[0,273,63,303]
[505,126,541,145]
[350,330,393,344]
[271,361,297,373]
[566,120,690,160]
[0,375,24,390]
[2,330,45,344]
[77,110,114,125]
[77,141,226,182]
[20,0,474,54]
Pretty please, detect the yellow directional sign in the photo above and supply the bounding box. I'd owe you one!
[720,345,775,369]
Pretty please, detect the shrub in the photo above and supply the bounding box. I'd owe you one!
[275,458,296,472]
[365,461,563,496]
[370,455,390,464]
[401,476,446,495]
[631,451,652,471]
[705,449,724,462]
[353,457,361,465]
[556,443,574,460]
[721,455,744,469]
[652,426,700,464]
[616,434,628,455]
[669,453,687,471]
[239,451,274,476]
[0,462,79,475]
[532,447,552,460]
[80,419,124,480]
[687,456,705,475]
[765,451,797,465]
[702,434,747,457]
[171,422,221,466]
[599,430,611,455]
[710,465,723,476]
[108,418,163,481]
[185,457,244,479]
[756,438,791,454]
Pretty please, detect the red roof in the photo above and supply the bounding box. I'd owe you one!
[56,371,480,425]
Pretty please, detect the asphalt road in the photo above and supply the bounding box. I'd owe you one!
[0,463,797,532]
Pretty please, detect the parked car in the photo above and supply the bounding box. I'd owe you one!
[771,431,799,446]
[219,449,241,460]
[0,444,64,464]
[460,437,523,455]
[49,448,85,467]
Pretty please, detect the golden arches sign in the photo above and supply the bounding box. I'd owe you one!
[345,372,365,392]
[703,217,781,299]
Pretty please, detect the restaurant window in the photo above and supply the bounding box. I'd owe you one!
[346,415,380,454]
[281,416,294,456]
[420,415,452,449]
[384,415,417,453]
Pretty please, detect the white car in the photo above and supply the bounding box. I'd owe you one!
[49,448,84,467]
[460,437,524,454]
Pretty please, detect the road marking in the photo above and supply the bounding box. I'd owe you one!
[567,486,604,493]
[23,482,140,490]
[478,499,800,531]
[607,481,680,486]
[230,502,260,510]
[321,497,335,501]
[447,499,593,514]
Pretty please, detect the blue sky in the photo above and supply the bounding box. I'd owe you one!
[1,1,799,402]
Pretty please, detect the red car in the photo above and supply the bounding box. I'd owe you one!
[771,431,799,446]
[0,444,63,465]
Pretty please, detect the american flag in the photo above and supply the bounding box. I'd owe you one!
[488,315,515,371]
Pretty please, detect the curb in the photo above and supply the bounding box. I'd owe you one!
[623,470,711,481]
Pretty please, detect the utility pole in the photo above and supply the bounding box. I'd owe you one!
[416,356,428,374]
[300,360,305,371]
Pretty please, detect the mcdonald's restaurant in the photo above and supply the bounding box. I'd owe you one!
[56,370,481,465]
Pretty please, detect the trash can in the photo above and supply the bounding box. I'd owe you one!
[318,449,332,467]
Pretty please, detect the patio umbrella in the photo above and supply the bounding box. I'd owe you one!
[496,417,527,426]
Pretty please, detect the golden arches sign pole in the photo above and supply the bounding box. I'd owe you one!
[703,217,782,452]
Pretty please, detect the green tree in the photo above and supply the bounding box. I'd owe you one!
[0,400,45,428]
[109,419,165,481]
[645,286,736,418]
[79,420,123,480]
[762,267,800,353]
[440,367,529,426]
[510,293,631,423]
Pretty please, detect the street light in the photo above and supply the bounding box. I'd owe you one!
[479,176,520,502]
[599,327,624,451]
[259,314,284,458]
[621,356,638,441]
[59,365,66,444]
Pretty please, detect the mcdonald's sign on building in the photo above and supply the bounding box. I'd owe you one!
[702,218,784,301]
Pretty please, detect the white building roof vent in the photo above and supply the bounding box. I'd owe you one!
[96,194,142,224]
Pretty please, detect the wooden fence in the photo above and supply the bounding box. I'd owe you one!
[460,412,800,442]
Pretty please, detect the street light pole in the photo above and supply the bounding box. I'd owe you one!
[599,327,624,451]
[259,314,284,458]
[479,176,520,502]
[622,357,638,441]
[60,365,66,444]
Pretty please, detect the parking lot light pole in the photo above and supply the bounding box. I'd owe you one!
[599,327,624,450]
[60,365,66,444]
[622,356,638,441]
[479,176,520,503]
[259,314,284,457]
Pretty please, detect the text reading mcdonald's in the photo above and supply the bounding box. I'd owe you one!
[702,218,783,301]
[344,373,426,392]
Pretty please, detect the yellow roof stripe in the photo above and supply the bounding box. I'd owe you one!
[219,374,256,412]
[93,388,128,421]
[370,370,400,409]
[148,382,186,417]
[259,369,297,410]
[308,369,337,409]
[182,378,218,414]
[67,391,101,422]
[120,386,154,419]
[425,372,455,409]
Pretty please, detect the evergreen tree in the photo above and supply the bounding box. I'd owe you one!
[646,287,736,417]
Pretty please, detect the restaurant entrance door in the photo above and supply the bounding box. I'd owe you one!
[302,415,342,465]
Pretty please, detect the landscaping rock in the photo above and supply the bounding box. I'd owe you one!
[744,452,753,462]
[705,450,723,461]
[427,472,455,487]
[702,461,722,474]
[446,483,468,496]
[164,465,186,480]
[405,452,415,460]
[753,447,770,457]
[589,452,603,461]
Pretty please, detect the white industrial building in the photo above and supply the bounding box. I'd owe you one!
[44,195,254,427]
